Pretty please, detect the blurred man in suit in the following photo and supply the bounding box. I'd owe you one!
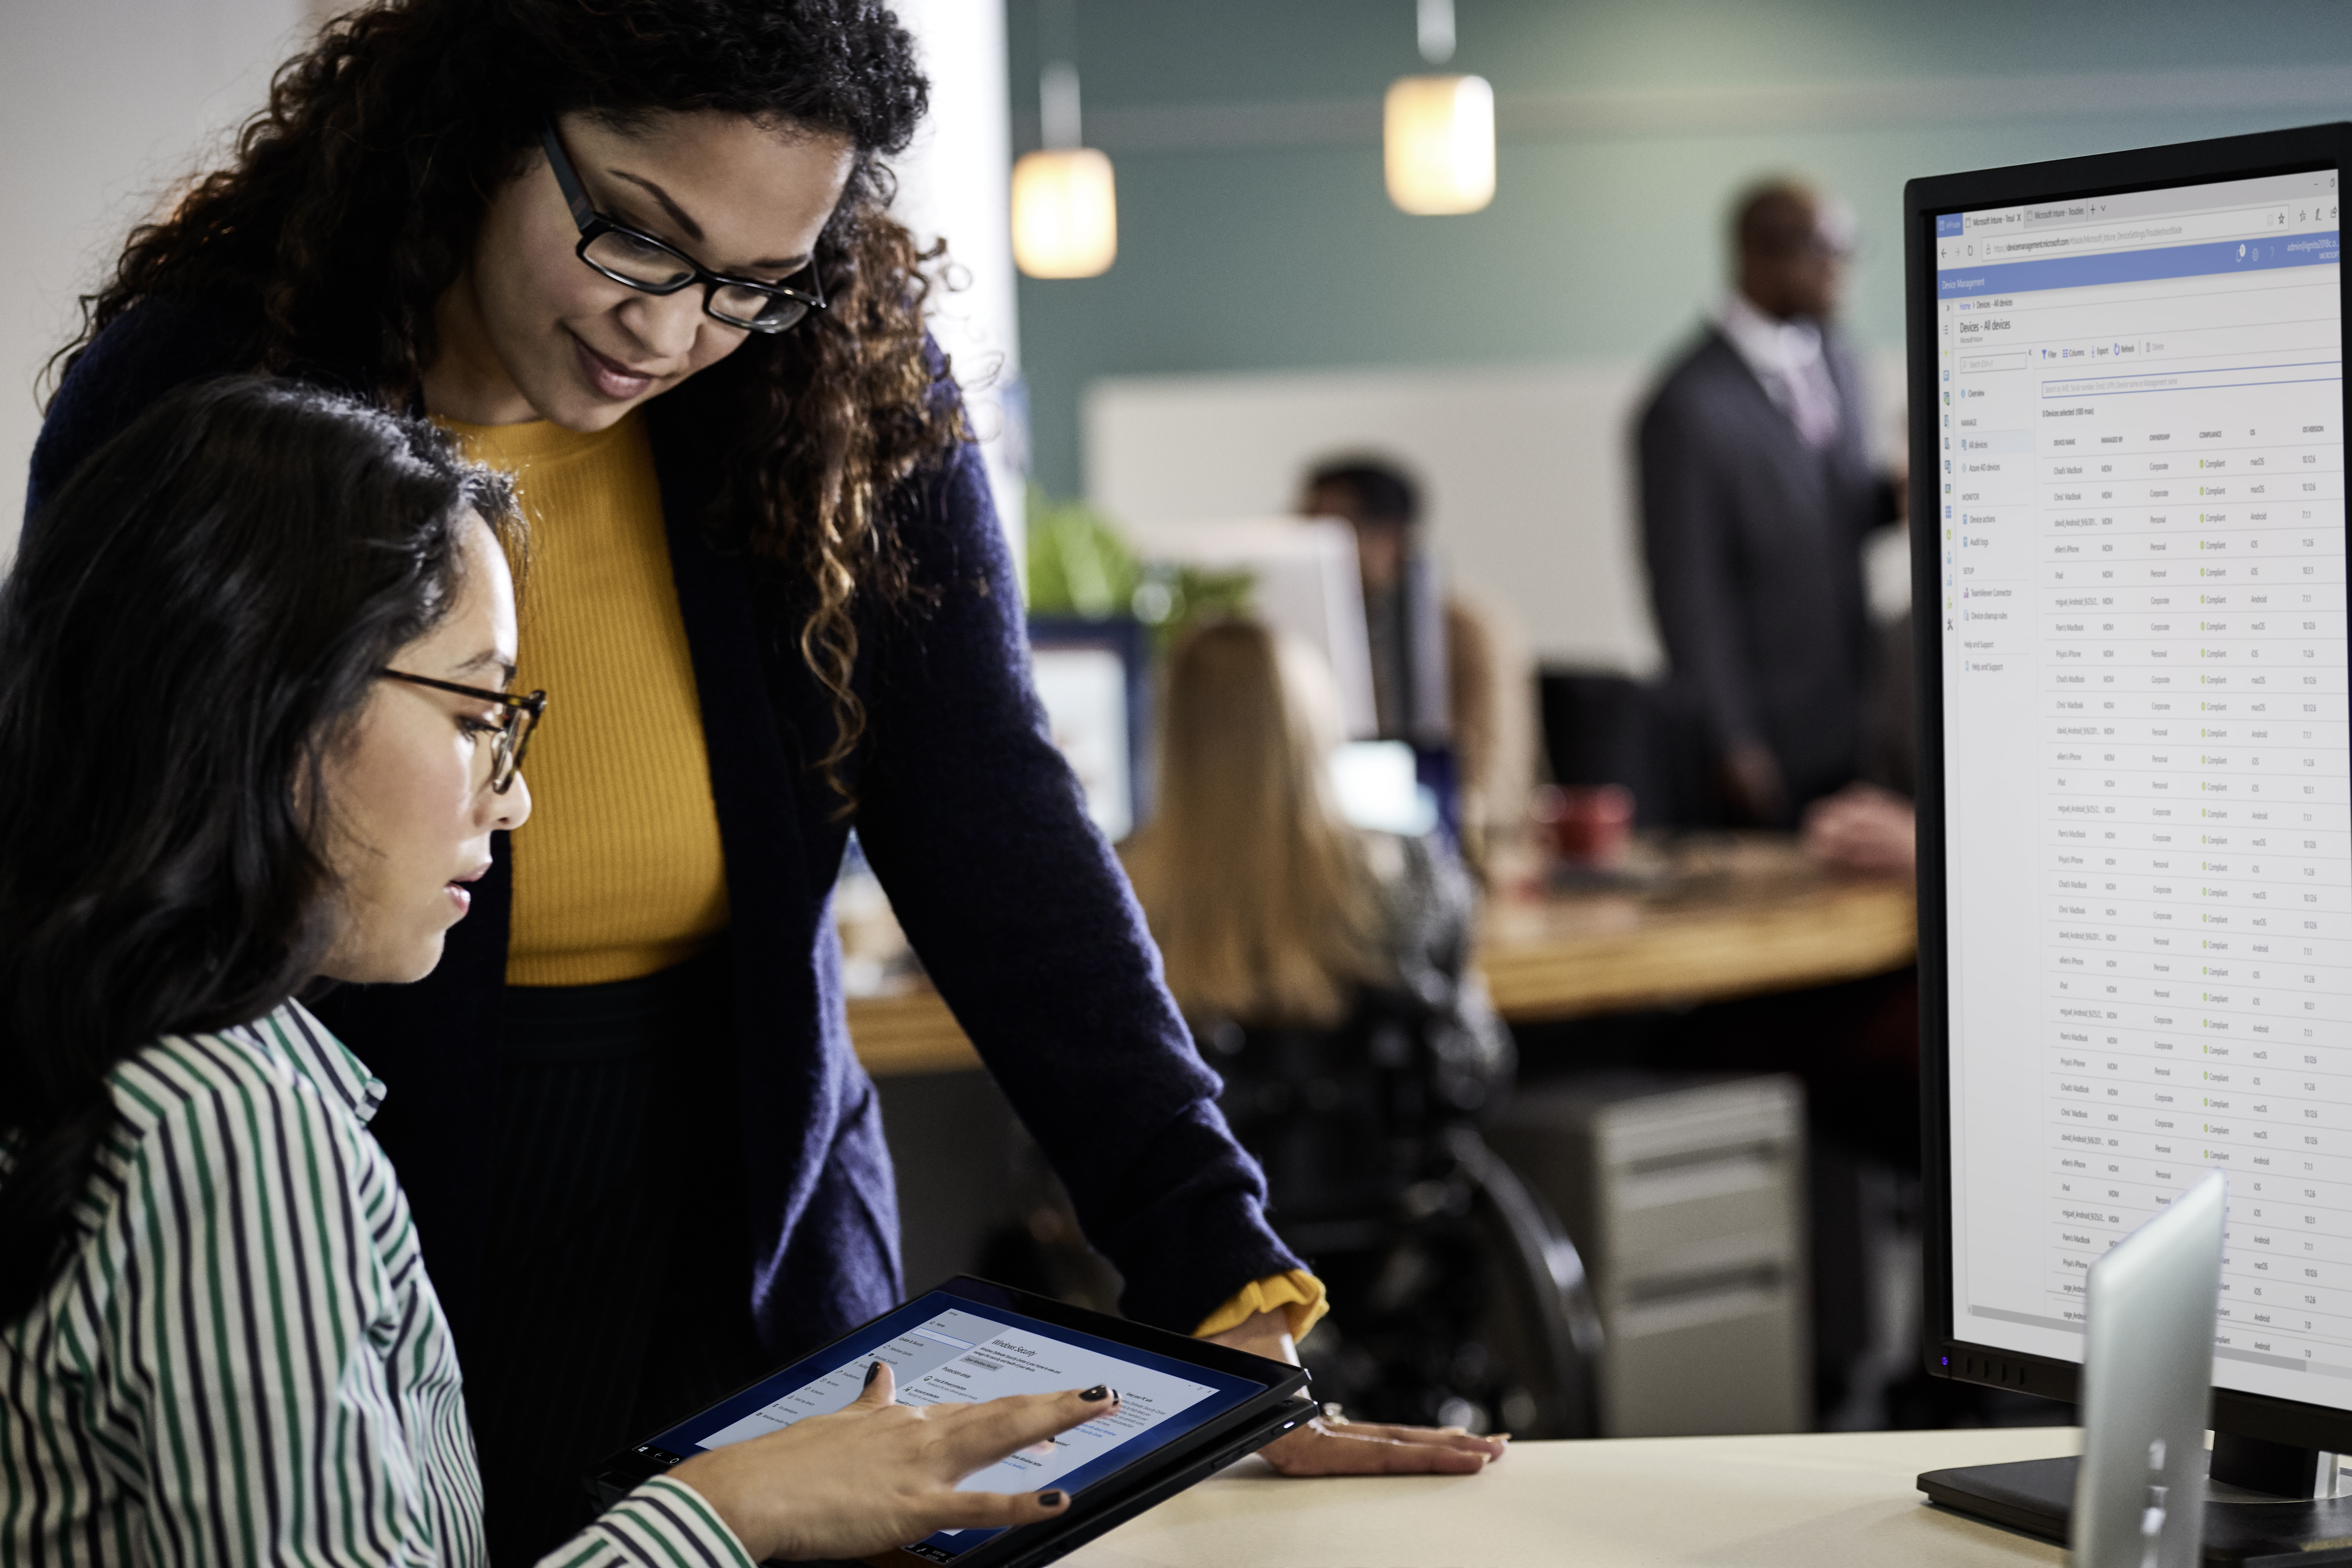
[1638,179,1901,826]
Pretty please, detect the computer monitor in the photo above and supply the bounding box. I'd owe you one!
[1123,518,1380,740]
[1912,122,2352,1538]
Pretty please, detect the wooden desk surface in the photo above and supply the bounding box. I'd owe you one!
[845,836,1918,1078]
[1478,835,1918,1023]
[1066,1426,2075,1568]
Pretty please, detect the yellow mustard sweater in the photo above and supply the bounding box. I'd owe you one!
[437,412,729,988]
[435,411,1326,1343]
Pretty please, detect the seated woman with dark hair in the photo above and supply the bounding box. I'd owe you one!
[0,377,1111,1566]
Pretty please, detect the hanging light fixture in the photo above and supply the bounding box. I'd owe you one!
[1383,0,1494,216]
[1012,6,1116,279]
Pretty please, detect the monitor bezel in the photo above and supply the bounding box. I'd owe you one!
[1911,120,2352,1451]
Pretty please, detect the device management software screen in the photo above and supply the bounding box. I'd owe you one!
[1940,168,2346,1402]
[643,1298,1258,1561]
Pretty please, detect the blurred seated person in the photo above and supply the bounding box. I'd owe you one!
[1122,621,1521,1423]
[1298,457,1531,873]
[1804,605,1918,876]
[1638,178,1901,827]
[1121,620,1508,1089]
[1122,621,1546,1432]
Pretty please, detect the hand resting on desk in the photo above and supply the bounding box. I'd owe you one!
[1208,1309,1508,1476]
[1802,782,1917,876]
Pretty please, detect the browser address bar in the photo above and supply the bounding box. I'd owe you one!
[2041,359,2342,399]
[1977,205,2313,260]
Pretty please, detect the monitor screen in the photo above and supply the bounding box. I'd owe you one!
[1935,164,2345,1406]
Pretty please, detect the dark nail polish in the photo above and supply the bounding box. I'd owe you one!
[1080,1384,1114,1402]
[1037,1491,1065,1507]
[863,1361,883,1388]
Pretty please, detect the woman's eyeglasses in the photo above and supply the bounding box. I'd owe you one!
[540,123,826,334]
[379,670,547,794]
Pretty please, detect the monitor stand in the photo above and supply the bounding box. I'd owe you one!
[1920,1435,2352,1564]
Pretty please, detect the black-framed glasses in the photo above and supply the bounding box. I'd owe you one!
[379,669,547,794]
[540,123,826,334]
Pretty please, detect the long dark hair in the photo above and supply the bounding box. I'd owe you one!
[0,376,519,1321]
[55,0,952,800]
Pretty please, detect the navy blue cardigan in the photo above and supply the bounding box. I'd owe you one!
[25,299,1303,1361]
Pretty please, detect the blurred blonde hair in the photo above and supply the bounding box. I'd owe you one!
[1121,621,1383,1027]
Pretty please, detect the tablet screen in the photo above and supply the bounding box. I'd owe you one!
[637,1291,1267,1561]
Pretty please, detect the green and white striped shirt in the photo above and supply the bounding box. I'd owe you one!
[1,1002,752,1568]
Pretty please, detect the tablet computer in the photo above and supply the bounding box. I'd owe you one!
[589,1275,1314,1568]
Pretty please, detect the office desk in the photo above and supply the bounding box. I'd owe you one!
[842,988,984,1078]
[1065,1426,2074,1568]
[844,836,1918,1077]
[1478,836,1916,1023]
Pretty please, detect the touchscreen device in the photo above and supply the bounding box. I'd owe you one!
[589,1276,1311,1568]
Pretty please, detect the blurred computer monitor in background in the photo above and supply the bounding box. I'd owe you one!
[1126,517,1379,740]
[1028,617,1151,841]
[1330,740,1439,835]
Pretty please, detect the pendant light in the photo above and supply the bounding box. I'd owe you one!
[1012,3,1116,279]
[1384,0,1494,216]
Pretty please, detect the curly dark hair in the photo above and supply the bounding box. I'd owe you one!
[55,0,956,800]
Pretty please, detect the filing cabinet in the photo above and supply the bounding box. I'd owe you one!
[1489,1074,1809,1436]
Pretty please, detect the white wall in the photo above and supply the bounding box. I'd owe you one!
[1,0,312,560]
[887,0,1025,560]
[3,0,1023,564]
[1085,348,1909,674]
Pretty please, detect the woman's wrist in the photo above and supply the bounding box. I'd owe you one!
[666,1454,785,1562]
[1205,1306,1299,1366]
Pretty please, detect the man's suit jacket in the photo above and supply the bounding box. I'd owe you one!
[1637,323,1896,816]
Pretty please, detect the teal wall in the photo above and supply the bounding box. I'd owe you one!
[1005,0,2352,498]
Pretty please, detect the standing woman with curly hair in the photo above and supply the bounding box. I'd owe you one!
[25,1,1503,1556]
